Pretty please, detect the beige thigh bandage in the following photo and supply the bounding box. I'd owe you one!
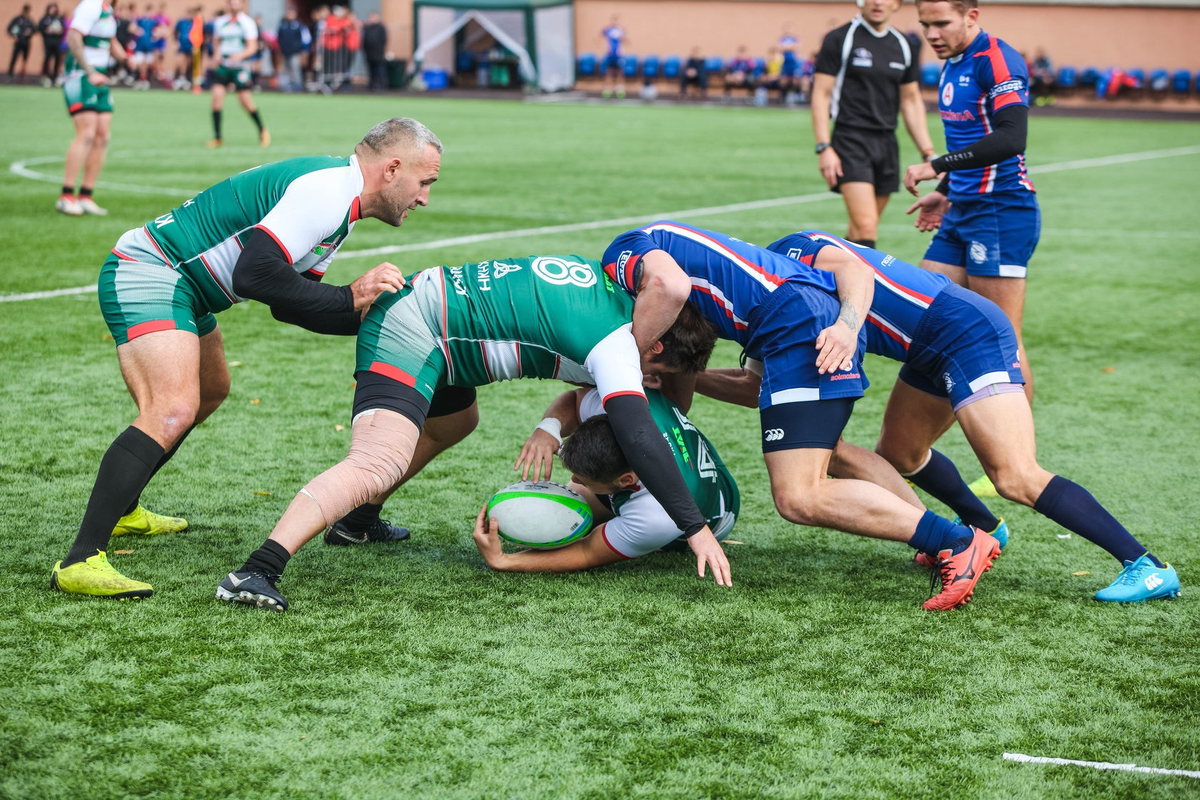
[301,409,421,528]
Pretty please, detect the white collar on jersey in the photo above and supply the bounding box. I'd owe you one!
[853,15,893,38]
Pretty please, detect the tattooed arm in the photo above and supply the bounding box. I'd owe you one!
[809,246,874,374]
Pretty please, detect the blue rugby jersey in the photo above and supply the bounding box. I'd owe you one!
[767,232,952,362]
[602,221,839,346]
[937,31,1036,198]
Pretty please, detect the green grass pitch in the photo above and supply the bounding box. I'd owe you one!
[1,87,1198,799]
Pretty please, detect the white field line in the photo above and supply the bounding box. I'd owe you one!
[1003,753,1200,779]
[3,144,1198,303]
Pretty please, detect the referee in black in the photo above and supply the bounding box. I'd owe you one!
[811,0,937,248]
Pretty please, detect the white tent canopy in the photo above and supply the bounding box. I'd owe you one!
[410,0,574,92]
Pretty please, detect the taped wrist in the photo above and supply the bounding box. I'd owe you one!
[300,409,420,529]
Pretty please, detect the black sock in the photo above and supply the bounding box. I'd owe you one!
[212,110,222,139]
[240,539,291,577]
[123,425,195,516]
[64,427,164,567]
[61,184,74,196]
[1034,475,1164,567]
[249,109,263,132]
[849,238,876,249]
[907,450,1001,532]
[78,186,93,198]
[338,502,383,533]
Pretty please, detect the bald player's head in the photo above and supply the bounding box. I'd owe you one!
[355,118,443,228]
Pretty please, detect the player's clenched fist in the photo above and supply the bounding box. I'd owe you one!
[350,262,406,310]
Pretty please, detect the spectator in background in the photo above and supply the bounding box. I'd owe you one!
[904,28,923,60]
[131,3,160,88]
[1029,47,1054,103]
[680,46,707,98]
[152,3,169,80]
[363,11,387,91]
[276,7,310,92]
[600,15,625,98]
[757,45,785,104]
[723,45,753,96]
[113,3,138,85]
[172,6,195,89]
[7,4,36,77]
[779,24,799,103]
[38,2,65,85]
[308,5,328,87]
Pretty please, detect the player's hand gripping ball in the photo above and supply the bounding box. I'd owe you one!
[486,481,593,549]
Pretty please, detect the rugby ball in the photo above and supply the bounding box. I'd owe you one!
[486,481,593,549]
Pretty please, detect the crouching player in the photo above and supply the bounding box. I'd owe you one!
[474,385,738,572]
[604,221,999,611]
[216,254,729,611]
[769,231,1180,602]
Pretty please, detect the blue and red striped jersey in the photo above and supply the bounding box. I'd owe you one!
[767,231,952,363]
[937,31,1035,198]
[602,221,839,346]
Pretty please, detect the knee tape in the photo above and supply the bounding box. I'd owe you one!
[300,410,420,528]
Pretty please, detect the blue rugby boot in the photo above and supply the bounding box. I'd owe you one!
[1094,555,1181,603]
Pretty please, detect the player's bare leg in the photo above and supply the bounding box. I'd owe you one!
[841,182,885,245]
[237,88,269,146]
[58,111,98,215]
[826,438,923,510]
[208,83,226,146]
[196,327,233,424]
[76,111,112,215]
[765,444,998,610]
[875,380,1003,537]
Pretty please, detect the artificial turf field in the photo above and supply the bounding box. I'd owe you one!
[1,85,1198,799]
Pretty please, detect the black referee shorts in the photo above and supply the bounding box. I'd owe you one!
[830,126,900,196]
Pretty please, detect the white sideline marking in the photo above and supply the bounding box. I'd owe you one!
[4,144,1199,303]
[1003,753,1200,779]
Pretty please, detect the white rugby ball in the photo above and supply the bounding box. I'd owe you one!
[487,481,593,549]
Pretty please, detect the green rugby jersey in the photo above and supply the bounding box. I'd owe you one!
[129,155,364,313]
[64,0,117,74]
[425,256,644,399]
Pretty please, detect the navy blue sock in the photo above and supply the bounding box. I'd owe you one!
[1033,475,1163,567]
[908,510,975,556]
[907,450,1001,532]
[240,539,291,577]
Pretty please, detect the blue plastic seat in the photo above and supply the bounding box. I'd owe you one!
[1057,66,1076,88]
[642,55,660,79]
[752,57,766,79]
[1172,69,1191,94]
[622,55,639,78]
[1149,69,1169,92]
[663,56,681,79]
[920,62,939,87]
[1079,67,1100,88]
[1127,68,1145,87]
[577,53,596,77]
[703,56,723,74]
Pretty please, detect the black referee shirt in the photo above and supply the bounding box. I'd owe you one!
[815,16,920,133]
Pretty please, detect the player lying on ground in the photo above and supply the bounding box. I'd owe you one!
[763,231,1176,602]
[217,255,728,612]
[603,221,999,611]
[473,386,739,572]
[51,117,442,601]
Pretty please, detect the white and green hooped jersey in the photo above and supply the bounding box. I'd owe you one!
[116,155,365,314]
[578,388,739,558]
[211,12,258,67]
[65,0,117,74]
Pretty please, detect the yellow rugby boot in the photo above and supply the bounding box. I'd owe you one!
[51,552,153,599]
[112,504,188,537]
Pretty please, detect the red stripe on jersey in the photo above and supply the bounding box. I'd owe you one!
[368,361,417,387]
[646,223,785,288]
[603,261,620,287]
[350,196,361,222]
[979,35,1012,83]
[254,224,293,264]
[552,354,561,379]
[867,314,911,349]
[623,253,640,293]
[479,342,494,383]
[873,270,934,307]
[599,524,635,559]
[799,254,814,266]
[691,284,748,330]
[142,226,172,265]
[127,319,177,340]
[601,390,647,405]
[199,255,238,302]
[111,248,134,261]
[68,102,83,112]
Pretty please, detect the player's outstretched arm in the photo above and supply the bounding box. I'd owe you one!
[631,250,692,355]
[811,247,873,374]
[472,505,625,572]
[906,189,950,232]
[694,367,760,408]
[348,262,406,311]
[687,526,731,587]
[514,390,583,482]
[810,74,842,189]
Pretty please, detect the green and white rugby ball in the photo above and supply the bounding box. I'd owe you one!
[487,481,593,549]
